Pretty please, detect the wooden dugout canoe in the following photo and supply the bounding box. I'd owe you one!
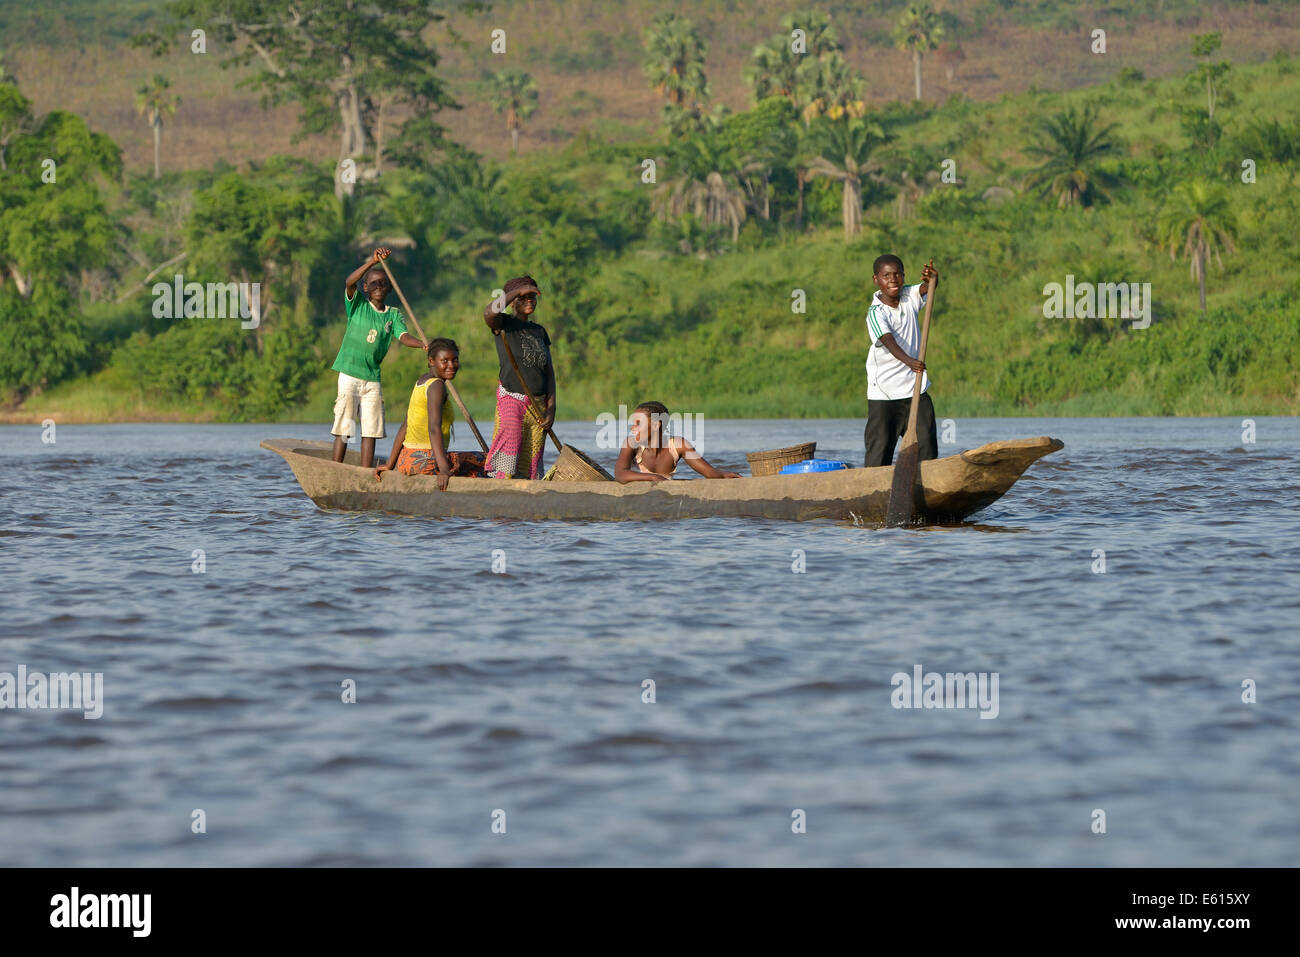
[261,436,1063,523]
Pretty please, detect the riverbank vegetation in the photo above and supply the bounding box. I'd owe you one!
[1,1,1297,422]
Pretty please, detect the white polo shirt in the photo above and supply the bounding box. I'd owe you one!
[865,284,931,401]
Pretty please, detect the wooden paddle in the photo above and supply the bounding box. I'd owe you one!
[376,256,490,454]
[883,264,937,528]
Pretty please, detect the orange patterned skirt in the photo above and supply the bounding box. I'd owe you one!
[395,447,486,477]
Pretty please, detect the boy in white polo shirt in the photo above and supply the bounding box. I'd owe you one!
[864,254,940,468]
[330,247,425,469]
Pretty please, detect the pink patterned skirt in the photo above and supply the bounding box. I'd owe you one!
[483,383,547,479]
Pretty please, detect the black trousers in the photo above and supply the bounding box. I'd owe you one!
[864,393,938,468]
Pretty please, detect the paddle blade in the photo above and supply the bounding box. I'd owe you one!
[884,441,922,527]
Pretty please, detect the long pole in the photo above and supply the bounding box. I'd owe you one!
[377,257,489,454]
[884,262,937,527]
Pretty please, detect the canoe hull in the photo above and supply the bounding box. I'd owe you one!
[260,436,1063,523]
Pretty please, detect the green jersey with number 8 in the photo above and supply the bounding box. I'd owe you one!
[331,289,408,382]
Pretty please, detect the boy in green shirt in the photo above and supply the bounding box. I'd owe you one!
[331,248,424,468]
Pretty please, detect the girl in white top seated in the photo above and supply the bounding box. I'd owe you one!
[615,401,741,483]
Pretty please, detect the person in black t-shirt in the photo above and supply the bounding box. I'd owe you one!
[481,274,556,479]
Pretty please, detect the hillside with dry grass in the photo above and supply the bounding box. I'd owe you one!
[7,0,1300,176]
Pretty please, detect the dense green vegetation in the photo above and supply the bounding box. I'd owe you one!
[2,2,1298,422]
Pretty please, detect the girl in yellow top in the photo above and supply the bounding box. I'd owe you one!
[375,338,485,490]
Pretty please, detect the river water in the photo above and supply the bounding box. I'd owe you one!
[1,417,1297,866]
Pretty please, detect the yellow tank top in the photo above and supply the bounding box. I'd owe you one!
[405,376,453,449]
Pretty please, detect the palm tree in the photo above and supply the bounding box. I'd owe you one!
[799,52,867,123]
[1190,32,1230,120]
[654,139,746,242]
[1024,104,1122,208]
[487,69,538,155]
[808,117,887,240]
[782,10,850,121]
[1158,179,1238,314]
[893,4,944,102]
[894,168,933,221]
[674,173,745,242]
[643,13,709,110]
[781,9,841,60]
[662,101,728,139]
[134,73,180,179]
[744,36,801,105]
[793,160,816,231]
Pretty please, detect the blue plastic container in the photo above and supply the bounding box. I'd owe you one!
[779,458,850,475]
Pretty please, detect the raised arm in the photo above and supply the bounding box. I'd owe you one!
[483,283,538,331]
[347,247,390,297]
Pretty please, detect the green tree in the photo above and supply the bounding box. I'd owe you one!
[243,307,320,419]
[879,141,946,220]
[643,12,709,112]
[744,36,800,105]
[379,148,510,292]
[1025,104,1123,208]
[1190,32,1231,120]
[779,10,853,122]
[0,109,120,300]
[185,162,336,346]
[0,79,32,171]
[661,101,728,139]
[799,51,867,123]
[487,69,539,155]
[718,97,798,222]
[134,1,459,198]
[655,137,747,242]
[134,73,179,179]
[0,286,86,403]
[0,92,119,399]
[808,116,887,240]
[495,169,608,346]
[783,9,841,63]
[894,4,944,102]
[1158,178,1238,315]
[1235,118,1300,163]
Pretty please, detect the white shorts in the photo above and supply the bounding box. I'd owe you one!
[331,373,385,439]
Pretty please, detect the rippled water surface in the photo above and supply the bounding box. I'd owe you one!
[2,417,1298,866]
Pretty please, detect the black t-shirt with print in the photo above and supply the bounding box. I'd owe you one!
[493,314,555,398]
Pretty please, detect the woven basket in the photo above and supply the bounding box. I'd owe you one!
[547,445,613,481]
[745,442,816,477]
